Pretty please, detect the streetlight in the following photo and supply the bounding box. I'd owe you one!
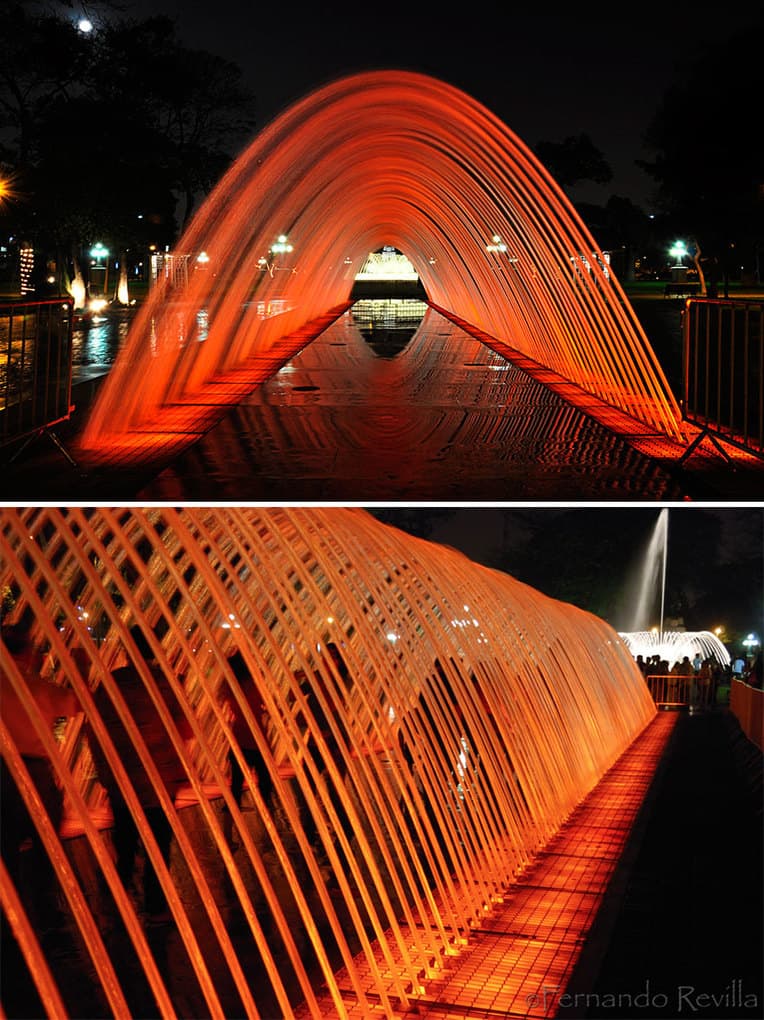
[271,234,293,255]
[669,240,688,263]
[89,242,109,302]
[486,234,507,253]
[742,633,759,653]
[669,240,689,283]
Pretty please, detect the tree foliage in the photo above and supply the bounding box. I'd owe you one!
[534,133,613,189]
[0,3,256,273]
[637,25,764,280]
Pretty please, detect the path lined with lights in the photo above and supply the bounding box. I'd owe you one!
[296,712,677,1019]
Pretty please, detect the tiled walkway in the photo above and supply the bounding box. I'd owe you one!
[295,713,678,1018]
[3,708,759,1019]
[6,302,761,501]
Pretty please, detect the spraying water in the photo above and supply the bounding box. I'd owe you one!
[618,630,731,669]
[79,71,681,456]
[627,508,669,632]
[0,506,656,1019]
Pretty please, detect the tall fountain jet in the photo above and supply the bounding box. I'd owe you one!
[629,508,669,633]
[0,507,657,1018]
[619,509,731,672]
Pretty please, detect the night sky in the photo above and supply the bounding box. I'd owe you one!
[120,0,764,207]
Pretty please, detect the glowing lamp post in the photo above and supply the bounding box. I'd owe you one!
[89,242,109,302]
[267,234,295,276]
[669,240,689,282]
[271,234,294,255]
[742,633,759,660]
[486,234,508,253]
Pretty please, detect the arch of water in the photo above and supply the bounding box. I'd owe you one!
[81,71,682,451]
[1,507,656,1018]
[618,630,731,668]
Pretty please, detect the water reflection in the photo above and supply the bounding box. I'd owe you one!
[351,299,427,359]
[141,306,688,501]
[71,308,134,369]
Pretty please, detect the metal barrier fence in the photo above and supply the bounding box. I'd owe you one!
[730,679,764,751]
[682,298,764,459]
[0,298,75,450]
[645,673,716,709]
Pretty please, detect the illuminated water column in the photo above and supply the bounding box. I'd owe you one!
[0,507,656,1018]
[80,71,681,454]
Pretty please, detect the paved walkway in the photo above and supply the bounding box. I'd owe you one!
[4,303,762,501]
[3,705,758,1019]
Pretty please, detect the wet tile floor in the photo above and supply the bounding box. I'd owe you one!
[5,300,761,501]
[138,304,691,502]
[6,707,758,1019]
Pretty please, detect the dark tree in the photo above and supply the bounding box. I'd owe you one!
[637,24,764,291]
[495,509,658,625]
[0,5,256,292]
[534,134,613,190]
[367,509,458,542]
[91,16,256,231]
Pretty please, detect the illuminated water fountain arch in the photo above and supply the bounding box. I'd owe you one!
[618,630,731,669]
[619,509,731,670]
[81,70,682,452]
[0,507,657,1018]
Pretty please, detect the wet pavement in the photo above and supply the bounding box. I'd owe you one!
[2,705,760,1019]
[3,299,763,501]
[572,707,763,1019]
[138,302,690,501]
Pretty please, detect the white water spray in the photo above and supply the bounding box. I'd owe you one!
[629,509,668,632]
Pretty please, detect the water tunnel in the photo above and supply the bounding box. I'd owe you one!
[0,507,657,1018]
[80,70,682,457]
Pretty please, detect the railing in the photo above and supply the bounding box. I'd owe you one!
[682,298,764,459]
[0,298,75,450]
[730,678,764,751]
[645,673,716,709]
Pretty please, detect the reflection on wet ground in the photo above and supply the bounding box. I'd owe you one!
[71,307,134,375]
[352,298,428,359]
[140,301,688,500]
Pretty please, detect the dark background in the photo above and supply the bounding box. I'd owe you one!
[368,507,763,648]
[123,0,764,208]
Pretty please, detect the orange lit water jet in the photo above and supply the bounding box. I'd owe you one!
[80,71,682,455]
[1,507,657,1017]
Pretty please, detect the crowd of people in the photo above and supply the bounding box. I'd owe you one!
[633,647,762,701]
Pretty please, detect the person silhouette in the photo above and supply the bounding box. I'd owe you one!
[294,643,355,858]
[1,622,81,931]
[219,651,274,848]
[87,625,193,923]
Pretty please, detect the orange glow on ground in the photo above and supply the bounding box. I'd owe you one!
[298,713,676,1018]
